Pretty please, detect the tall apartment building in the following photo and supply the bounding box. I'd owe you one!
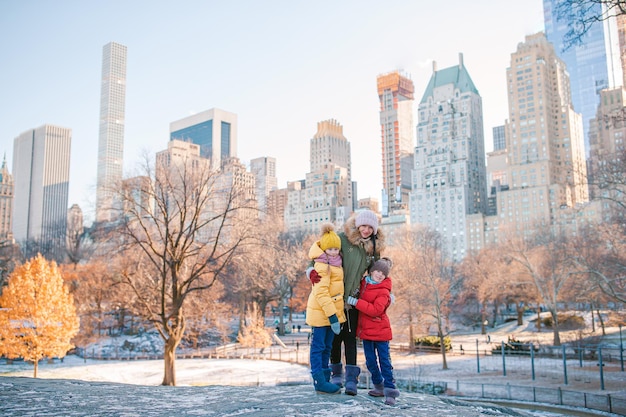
[219,157,257,223]
[544,0,624,155]
[96,42,127,224]
[284,120,353,234]
[506,33,588,206]
[66,204,84,245]
[155,139,211,216]
[377,71,415,216]
[410,54,487,261]
[0,156,13,240]
[12,125,72,258]
[588,86,626,202]
[170,108,237,169]
[250,156,277,216]
[467,33,589,252]
[619,14,626,87]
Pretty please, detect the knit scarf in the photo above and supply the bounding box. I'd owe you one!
[315,253,342,267]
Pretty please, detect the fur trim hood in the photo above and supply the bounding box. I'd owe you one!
[343,214,386,255]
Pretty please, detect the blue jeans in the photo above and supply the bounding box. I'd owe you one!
[362,339,395,389]
[310,326,335,375]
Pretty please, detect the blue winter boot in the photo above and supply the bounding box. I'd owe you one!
[323,368,331,382]
[312,371,341,394]
[344,365,360,396]
[330,363,343,387]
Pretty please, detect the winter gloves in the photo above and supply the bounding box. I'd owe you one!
[328,314,341,334]
[346,296,358,306]
[306,266,321,285]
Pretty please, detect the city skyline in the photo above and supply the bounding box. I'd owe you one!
[0,1,544,224]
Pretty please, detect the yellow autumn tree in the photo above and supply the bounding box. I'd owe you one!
[0,254,79,377]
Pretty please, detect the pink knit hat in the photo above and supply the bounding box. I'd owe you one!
[355,210,378,235]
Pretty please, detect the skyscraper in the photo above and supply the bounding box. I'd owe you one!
[410,54,487,261]
[0,156,13,240]
[492,125,506,151]
[250,156,277,216]
[309,119,353,211]
[618,14,626,88]
[468,32,590,253]
[95,42,127,223]
[169,108,238,169]
[12,125,71,257]
[377,71,414,216]
[283,120,353,233]
[544,0,624,155]
[505,33,588,207]
[588,86,626,201]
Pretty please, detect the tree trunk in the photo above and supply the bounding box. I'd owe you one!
[516,302,524,326]
[278,298,285,336]
[492,303,499,328]
[591,304,596,332]
[536,305,542,332]
[439,332,448,370]
[480,304,487,335]
[597,308,605,335]
[162,337,179,386]
[33,359,38,378]
[551,310,561,346]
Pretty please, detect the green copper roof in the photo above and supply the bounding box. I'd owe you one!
[420,64,479,104]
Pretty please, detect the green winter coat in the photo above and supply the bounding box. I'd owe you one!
[305,241,347,327]
[339,214,386,303]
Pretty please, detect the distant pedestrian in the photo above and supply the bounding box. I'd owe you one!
[297,325,301,333]
[346,259,399,405]
[487,334,491,343]
[305,223,346,394]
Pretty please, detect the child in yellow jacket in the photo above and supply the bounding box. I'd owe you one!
[305,223,346,394]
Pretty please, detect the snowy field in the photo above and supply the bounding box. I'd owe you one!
[1,313,625,416]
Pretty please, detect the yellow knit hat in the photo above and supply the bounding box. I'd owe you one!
[319,223,341,251]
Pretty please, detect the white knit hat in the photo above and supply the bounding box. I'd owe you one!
[355,210,378,235]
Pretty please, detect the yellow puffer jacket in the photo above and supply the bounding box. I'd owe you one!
[305,241,346,327]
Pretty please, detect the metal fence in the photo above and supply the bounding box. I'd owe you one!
[428,380,626,416]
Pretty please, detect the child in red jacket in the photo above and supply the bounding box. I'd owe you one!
[346,259,400,405]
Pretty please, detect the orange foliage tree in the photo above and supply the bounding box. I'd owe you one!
[0,254,79,377]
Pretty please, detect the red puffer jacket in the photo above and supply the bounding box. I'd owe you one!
[354,277,392,341]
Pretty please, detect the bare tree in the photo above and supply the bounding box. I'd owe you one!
[571,221,626,303]
[386,227,427,353]
[111,154,256,386]
[224,223,305,337]
[391,226,462,369]
[502,229,579,346]
[460,246,534,332]
[555,0,626,50]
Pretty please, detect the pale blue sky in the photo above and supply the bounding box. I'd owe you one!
[0,0,544,224]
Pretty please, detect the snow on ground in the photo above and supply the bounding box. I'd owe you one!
[0,355,311,387]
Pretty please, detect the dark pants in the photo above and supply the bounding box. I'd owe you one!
[363,339,396,389]
[310,326,335,375]
[330,308,358,366]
